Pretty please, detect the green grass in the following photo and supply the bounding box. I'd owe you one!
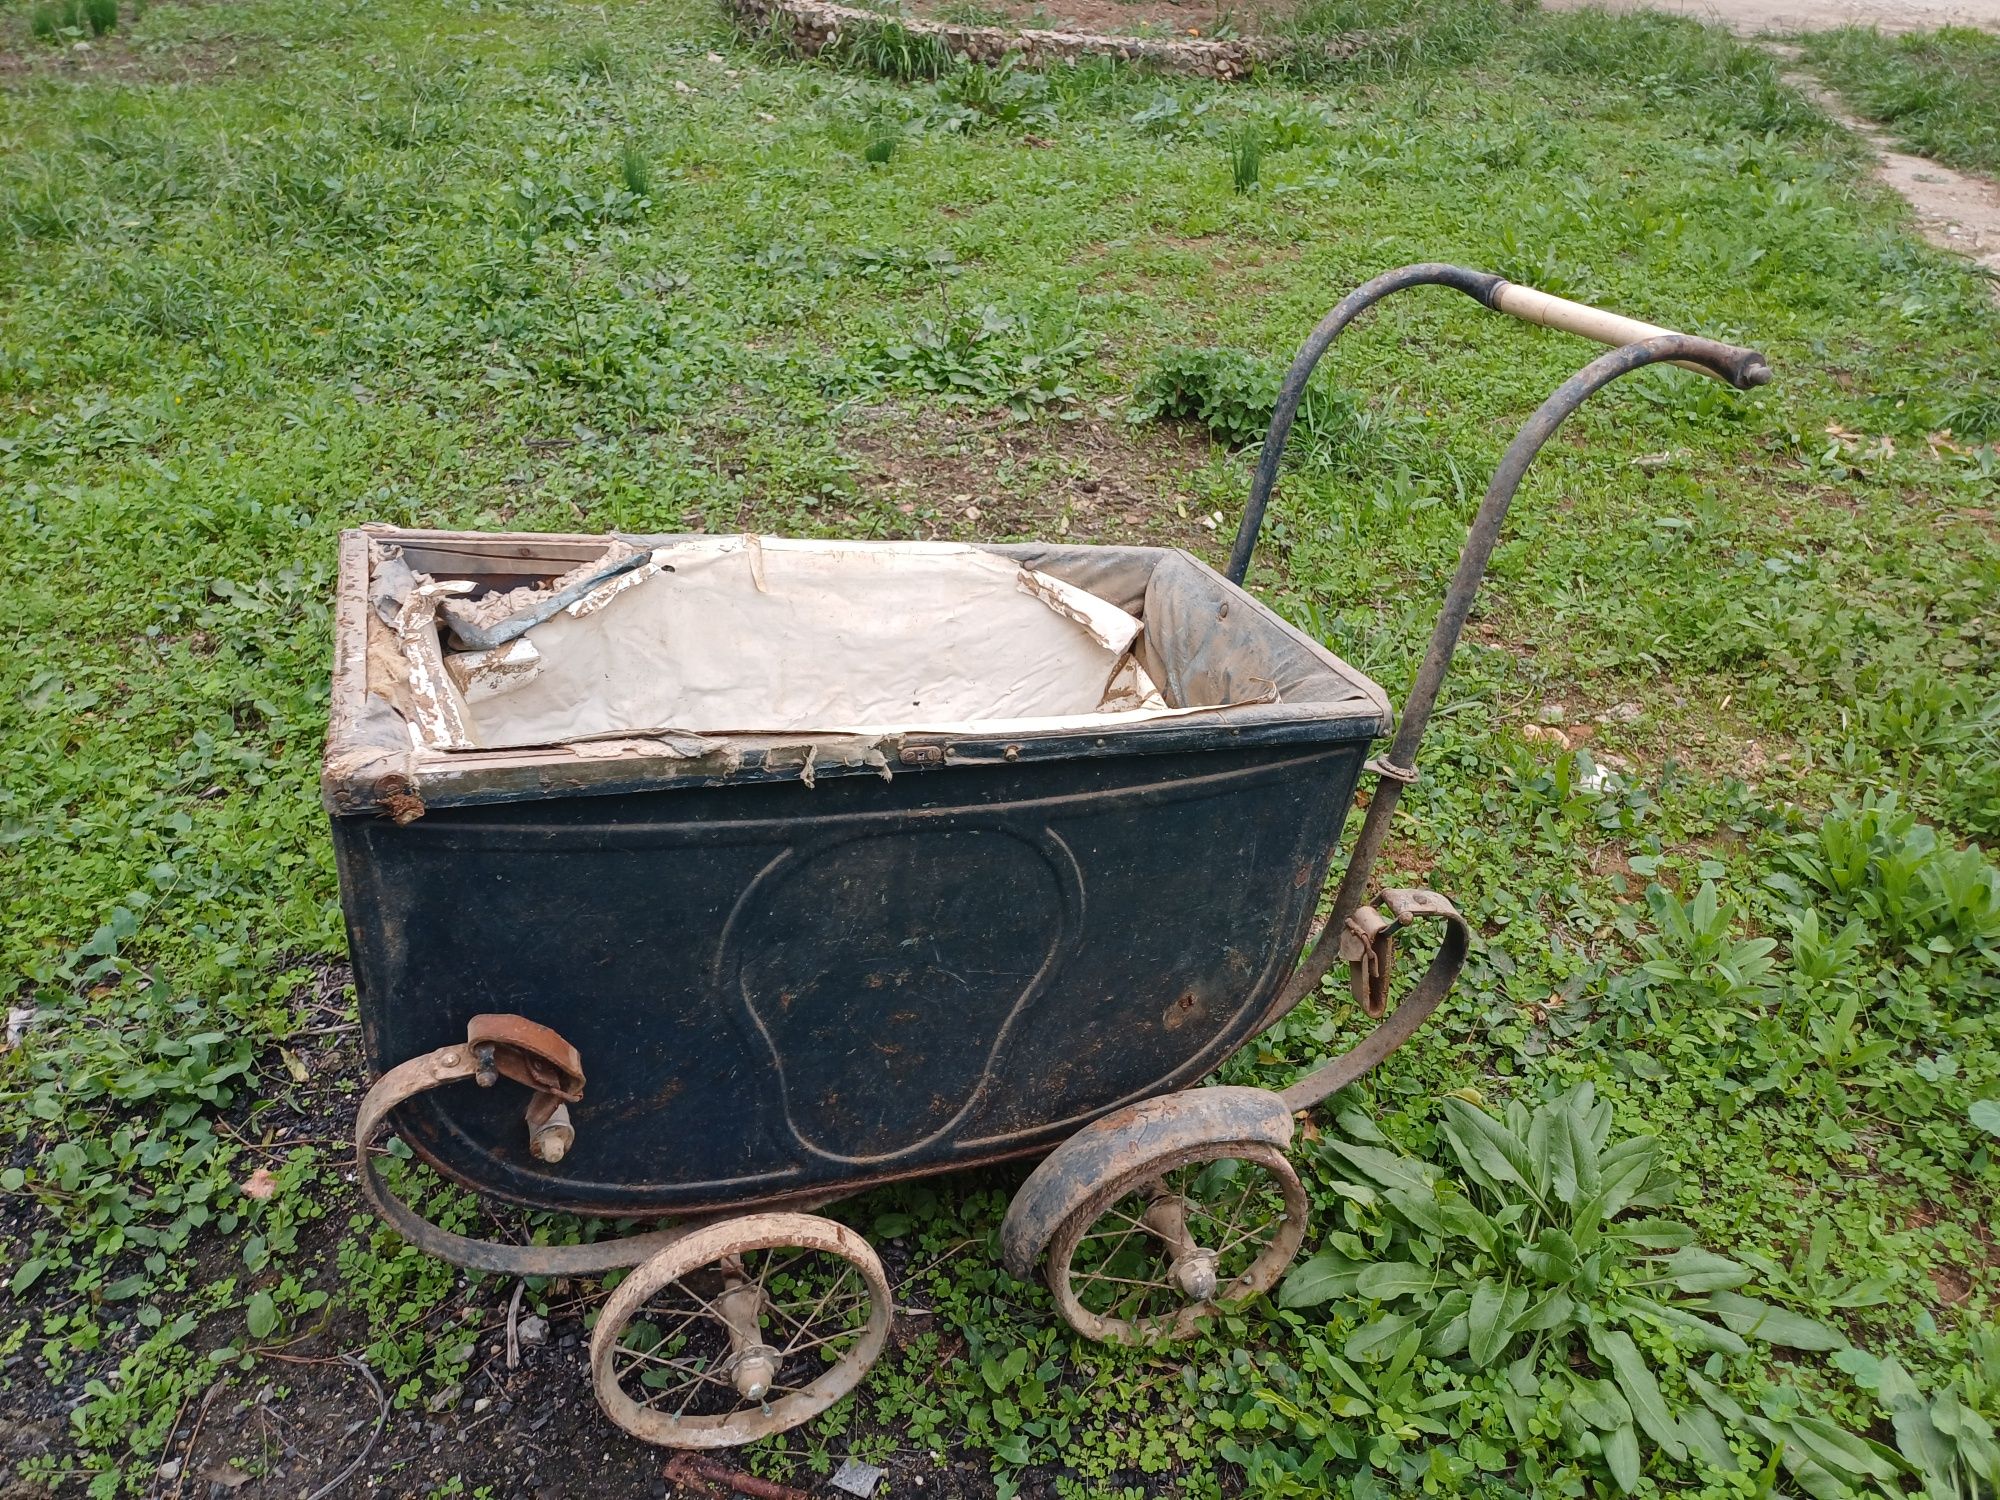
[28,0,118,41]
[2,0,1998,1494]
[1801,25,2000,178]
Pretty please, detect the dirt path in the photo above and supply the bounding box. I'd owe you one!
[1538,0,2000,36]
[1767,47,2000,294]
[1540,1,2000,301]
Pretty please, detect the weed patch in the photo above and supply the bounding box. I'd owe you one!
[872,302,1090,411]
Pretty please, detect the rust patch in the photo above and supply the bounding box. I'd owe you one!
[663,1455,811,1500]
[379,783,427,826]
[649,1077,686,1110]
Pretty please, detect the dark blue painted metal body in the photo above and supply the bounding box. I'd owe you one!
[335,738,1371,1216]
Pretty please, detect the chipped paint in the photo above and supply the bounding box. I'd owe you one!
[395,580,477,751]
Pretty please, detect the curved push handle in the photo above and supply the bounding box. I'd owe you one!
[1248,275,1773,1027]
[1223,262,1770,586]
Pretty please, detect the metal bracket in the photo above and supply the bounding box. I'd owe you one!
[1337,905,1398,1018]
[465,1012,585,1101]
[353,1014,698,1275]
[1365,756,1420,786]
[1278,888,1472,1114]
[462,1014,585,1167]
[1336,887,1463,1018]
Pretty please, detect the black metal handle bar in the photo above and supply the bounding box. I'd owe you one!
[1223,262,1771,587]
[1244,271,1772,1017]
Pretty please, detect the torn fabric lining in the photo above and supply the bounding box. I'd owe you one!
[419,537,1196,751]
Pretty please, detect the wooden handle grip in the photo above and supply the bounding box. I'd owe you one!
[1490,281,1751,384]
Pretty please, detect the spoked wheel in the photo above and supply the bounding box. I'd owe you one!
[1045,1141,1308,1345]
[589,1212,891,1448]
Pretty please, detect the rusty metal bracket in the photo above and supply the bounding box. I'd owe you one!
[353,1015,693,1275]
[465,1012,585,1100]
[1277,888,1471,1114]
[463,1013,583,1166]
[1338,904,1396,1018]
[1364,756,1419,786]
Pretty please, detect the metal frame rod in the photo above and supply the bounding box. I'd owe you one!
[1269,331,1773,1018]
[1225,263,1505,588]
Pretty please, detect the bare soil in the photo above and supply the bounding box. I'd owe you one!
[1538,0,2000,37]
[833,404,1233,555]
[0,1001,1046,1500]
[0,29,258,84]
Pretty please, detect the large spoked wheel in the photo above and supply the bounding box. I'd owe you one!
[589,1212,892,1448]
[1046,1142,1308,1345]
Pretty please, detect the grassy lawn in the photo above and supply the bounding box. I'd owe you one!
[1800,24,2000,177]
[3,0,1998,1495]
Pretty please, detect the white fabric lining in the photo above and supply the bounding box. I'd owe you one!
[417,537,1203,752]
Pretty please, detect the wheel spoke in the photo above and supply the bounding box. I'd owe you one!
[759,1295,815,1345]
[1095,1202,1175,1242]
[620,1302,707,1357]
[635,1361,738,1408]
[1074,1269,1178,1292]
[1051,1146,1303,1343]
[1202,1173,1258,1257]
[774,1322,864,1361]
[1074,1217,1146,1286]
[662,1274,735,1331]
[752,1248,814,1302]
[1192,1184,1272,1248]
[762,1292,866,1357]
[617,1344,721,1379]
[1213,1212,1282,1266]
[779,1265,856,1358]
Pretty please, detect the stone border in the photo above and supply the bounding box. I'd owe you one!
[731,0,1369,81]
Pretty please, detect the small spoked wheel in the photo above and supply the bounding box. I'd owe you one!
[589,1211,891,1448]
[1046,1142,1308,1345]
